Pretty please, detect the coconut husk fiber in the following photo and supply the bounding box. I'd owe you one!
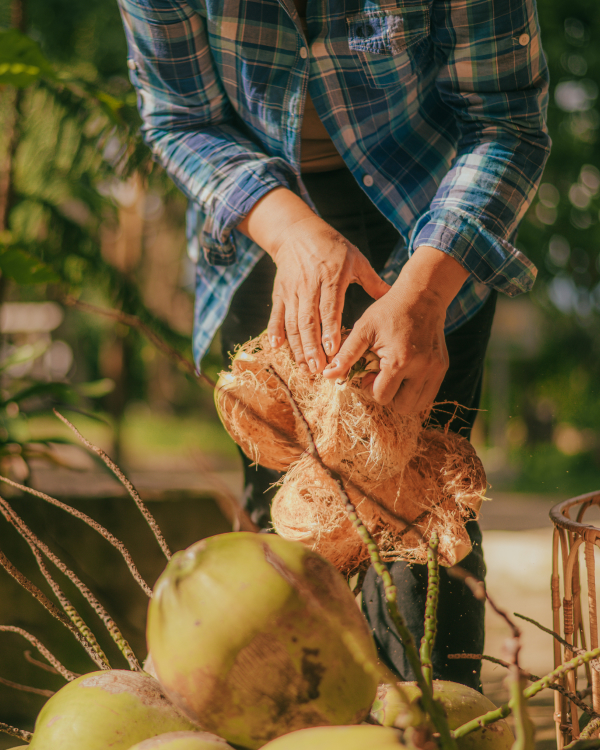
[271,428,486,573]
[216,330,423,481]
[214,337,309,471]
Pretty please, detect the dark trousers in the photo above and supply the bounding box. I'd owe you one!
[220,167,496,691]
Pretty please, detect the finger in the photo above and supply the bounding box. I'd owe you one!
[319,281,345,360]
[370,361,405,406]
[322,324,370,380]
[297,292,326,373]
[284,300,306,368]
[354,254,391,300]
[392,376,428,414]
[415,365,447,413]
[267,295,286,349]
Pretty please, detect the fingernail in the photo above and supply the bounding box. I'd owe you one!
[308,358,317,373]
[323,339,333,355]
[270,335,279,349]
[324,359,339,371]
[298,362,309,373]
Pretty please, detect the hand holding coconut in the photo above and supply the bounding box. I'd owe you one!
[237,186,390,373]
[323,246,470,413]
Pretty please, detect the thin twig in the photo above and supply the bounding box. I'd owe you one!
[265,366,458,750]
[0,550,108,670]
[24,650,60,676]
[0,674,54,697]
[453,646,600,739]
[448,654,598,719]
[0,474,152,597]
[53,409,172,561]
[577,717,600,743]
[0,626,77,681]
[0,721,32,743]
[0,496,111,670]
[64,296,215,388]
[514,612,600,672]
[0,496,140,670]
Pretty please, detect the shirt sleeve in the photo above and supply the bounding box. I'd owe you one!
[117,0,296,266]
[410,0,551,296]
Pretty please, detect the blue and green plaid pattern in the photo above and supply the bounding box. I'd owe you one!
[118,0,550,366]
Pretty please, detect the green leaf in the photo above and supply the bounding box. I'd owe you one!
[0,29,56,88]
[0,247,60,284]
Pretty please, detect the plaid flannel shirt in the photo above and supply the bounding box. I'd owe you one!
[118,0,550,366]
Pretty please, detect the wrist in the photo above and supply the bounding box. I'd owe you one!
[393,245,470,310]
[236,187,316,260]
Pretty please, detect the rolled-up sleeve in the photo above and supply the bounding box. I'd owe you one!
[117,0,295,266]
[410,0,550,296]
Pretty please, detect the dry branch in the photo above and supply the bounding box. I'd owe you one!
[54,409,171,561]
[0,721,32,743]
[0,496,140,670]
[0,549,108,670]
[0,674,54,697]
[0,475,152,596]
[0,626,77,681]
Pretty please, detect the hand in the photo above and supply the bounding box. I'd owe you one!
[237,187,389,372]
[322,246,470,413]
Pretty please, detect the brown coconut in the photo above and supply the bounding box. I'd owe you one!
[272,429,486,573]
[214,336,308,471]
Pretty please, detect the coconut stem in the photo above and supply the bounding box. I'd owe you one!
[0,549,108,670]
[449,654,598,719]
[420,532,439,690]
[566,718,600,745]
[0,722,32,743]
[509,664,536,750]
[0,626,77,681]
[453,646,600,739]
[0,496,111,670]
[0,474,152,597]
[265,367,458,750]
[0,496,141,670]
[53,409,172,561]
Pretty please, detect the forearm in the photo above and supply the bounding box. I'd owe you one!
[237,187,318,260]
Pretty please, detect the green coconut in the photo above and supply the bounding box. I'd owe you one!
[147,532,379,749]
[128,731,233,749]
[259,725,406,749]
[371,681,514,750]
[28,670,197,750]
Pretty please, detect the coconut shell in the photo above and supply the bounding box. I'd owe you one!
[259,725,406,749]
[372,681,514,750]
[128,731,233,749]
[28,670,196,750]
[147,533,379,750]
[215,338,307,471]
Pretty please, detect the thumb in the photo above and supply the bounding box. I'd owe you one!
[354,256,390,300]
[323,325,370,380]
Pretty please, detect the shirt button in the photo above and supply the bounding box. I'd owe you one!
[362,174,374,187]
[518,33,530,46]
[299,47,308,59]
[127,59,137,70]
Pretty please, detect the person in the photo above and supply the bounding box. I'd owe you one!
[117,0,549,690]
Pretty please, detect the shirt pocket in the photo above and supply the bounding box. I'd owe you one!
[347,3,430,89]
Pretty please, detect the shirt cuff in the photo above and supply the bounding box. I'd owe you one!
[409,208,537,297]
[198,159,297,267]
